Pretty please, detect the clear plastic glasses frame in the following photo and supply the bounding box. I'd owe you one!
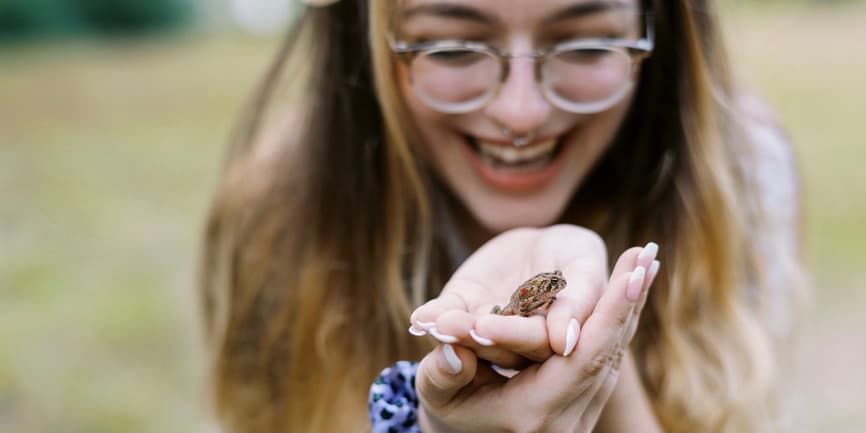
[389,13,654,114]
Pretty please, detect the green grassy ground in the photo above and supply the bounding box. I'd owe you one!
[1,4,864,431]
[0,35,275,430]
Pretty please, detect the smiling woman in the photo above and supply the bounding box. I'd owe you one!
[391,0,653,231]
[199,0,805,431]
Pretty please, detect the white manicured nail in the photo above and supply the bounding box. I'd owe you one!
[415,320,435,330]
[469,329,494,346]
[442,344,462,374]
[491,364,520,378]
[429,327,458,344]
[627,266,646,301]
[638,242,659,263]
[648,260,660,282]
[408,324,427,336]
[563,318,579,357]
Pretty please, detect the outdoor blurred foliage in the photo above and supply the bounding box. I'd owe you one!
[1,0,865,431]
[0,0,195,40]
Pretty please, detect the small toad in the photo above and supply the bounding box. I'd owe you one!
[491,270,567,317]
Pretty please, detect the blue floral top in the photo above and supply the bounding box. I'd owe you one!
[369,361,421,433]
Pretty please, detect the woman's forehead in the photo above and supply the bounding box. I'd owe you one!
[397,0,640,26]
[399,0,639,15]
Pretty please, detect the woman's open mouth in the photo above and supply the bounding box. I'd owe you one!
[461,133,569,193]
[472,136,562,171]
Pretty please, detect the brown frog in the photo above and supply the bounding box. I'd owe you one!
[491,270,567,317]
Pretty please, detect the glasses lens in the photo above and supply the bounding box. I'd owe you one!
[543,46,634,113]
[411,48,499,113]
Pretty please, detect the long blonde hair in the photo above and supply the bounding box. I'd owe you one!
[198,0,803,430]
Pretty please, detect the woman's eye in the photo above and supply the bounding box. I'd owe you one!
[425,49,486,66]
[556,48,612,64]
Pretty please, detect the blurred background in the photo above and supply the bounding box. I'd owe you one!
[0,0,864,430]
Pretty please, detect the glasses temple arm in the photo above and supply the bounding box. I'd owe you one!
[642,12,655,51]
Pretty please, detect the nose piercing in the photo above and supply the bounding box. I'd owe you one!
[502,127,535,148]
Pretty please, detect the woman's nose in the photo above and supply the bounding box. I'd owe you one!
[483,56,552,136]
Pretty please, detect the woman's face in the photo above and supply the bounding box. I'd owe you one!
[394,0,644,233]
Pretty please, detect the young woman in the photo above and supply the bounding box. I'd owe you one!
[198,0,805,431]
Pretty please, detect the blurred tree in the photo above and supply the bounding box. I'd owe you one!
[0,0,196,42]
[0,0,85,40]
[731,0,864,4]
[75,0,195,36]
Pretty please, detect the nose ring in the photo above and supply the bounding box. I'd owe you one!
[502,127,535,148]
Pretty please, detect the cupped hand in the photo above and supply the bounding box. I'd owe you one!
[410,225,660,432]
[410,225,615,366]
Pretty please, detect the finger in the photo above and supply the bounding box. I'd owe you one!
[427,309,474,344]
[431,310,532,366]
[547,246,641,357]
[610,256,659,354]
[415,344,477,409]
[634,242,659,275]
[617,260,658,348]
[610,246,643,279]
[604,265,646,345]
[613,257,659,356]
[545,266,603,357]
[409,292,470,334]
[473,314,554,362]
[643,259,660,293]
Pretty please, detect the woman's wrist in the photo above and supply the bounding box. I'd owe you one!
[596,351,662,432]
[418,402,450,433]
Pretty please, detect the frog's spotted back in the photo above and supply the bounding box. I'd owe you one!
[492,270,567,316]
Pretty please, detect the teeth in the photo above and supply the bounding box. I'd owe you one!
[477,138,557,164]
[482,153,553,172]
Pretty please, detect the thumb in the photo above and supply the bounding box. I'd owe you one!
[415,344,477,409]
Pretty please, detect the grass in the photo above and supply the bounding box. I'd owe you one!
[1,4,865,431]
[0,34,276,430]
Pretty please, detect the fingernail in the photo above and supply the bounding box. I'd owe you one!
[638,242,659,263]
[491,364,519,378]
[429,327,459,344]
[627,266,646,301]
[415,320,435,330]
[648,260,660,283]
[469,329,494,346]
[442,344,462,374]
[563,318,580,357]
[408,324,427,336]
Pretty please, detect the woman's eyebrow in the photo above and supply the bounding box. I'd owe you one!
[543,0,632,25]
[402,3,497,26]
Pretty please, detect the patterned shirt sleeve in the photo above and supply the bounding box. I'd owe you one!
[369,361,421,433]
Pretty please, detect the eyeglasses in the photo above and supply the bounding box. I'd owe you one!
[389,14,654,114]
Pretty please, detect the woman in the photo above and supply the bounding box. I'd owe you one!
[199,0,804,431]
